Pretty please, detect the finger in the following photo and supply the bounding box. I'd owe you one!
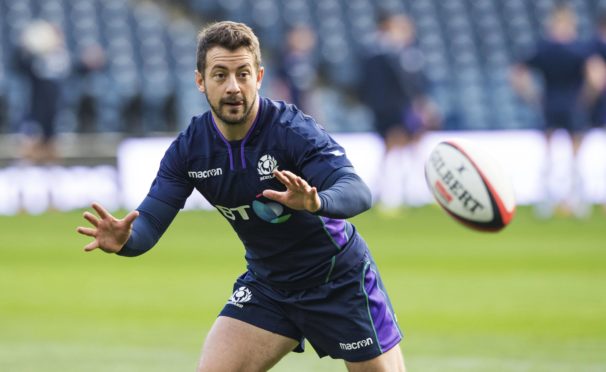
[309,187,321,210]
[272,169,288,181]
[293,176,311,192]
[76,226,96,237]
[280,170,300,183]
[262,189,285,203]
[273,170,294,188]
[281,170,305,190]
[84,240,99,252]
[302,186,321,213]
[123,210,139,225]
[91,202,111,220]
[83,211,99,227]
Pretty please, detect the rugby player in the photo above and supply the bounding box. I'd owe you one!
[77,21,405,371]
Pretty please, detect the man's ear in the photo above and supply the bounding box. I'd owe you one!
[195,70,205,93]
[256,66,264,90]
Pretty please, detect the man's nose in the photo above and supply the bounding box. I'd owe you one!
[225,74,240,94]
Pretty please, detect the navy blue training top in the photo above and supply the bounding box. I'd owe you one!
[523,39,591,112]
[129,97,370,289]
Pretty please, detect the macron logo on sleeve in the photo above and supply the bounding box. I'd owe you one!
[330,150,345,157]
[188,168,223,179]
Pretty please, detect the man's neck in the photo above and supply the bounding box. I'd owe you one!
[213,96,260,141]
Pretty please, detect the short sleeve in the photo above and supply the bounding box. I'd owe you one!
[522,41,547,70]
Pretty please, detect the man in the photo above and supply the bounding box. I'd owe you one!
[275,23,318,113]
[16,20,70,164]
[77,21,405,371]
[511,4,593,218]
[360,13,439,211]
[588,11,606,215]
[588,11,606,128]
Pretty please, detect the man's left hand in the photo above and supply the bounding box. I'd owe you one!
[262,170,321,213]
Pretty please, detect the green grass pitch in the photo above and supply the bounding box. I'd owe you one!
[1,206,605,371]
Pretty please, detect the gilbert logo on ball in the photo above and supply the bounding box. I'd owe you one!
[424,139,515,231]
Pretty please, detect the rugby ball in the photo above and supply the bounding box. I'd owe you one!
[424,139,515,231]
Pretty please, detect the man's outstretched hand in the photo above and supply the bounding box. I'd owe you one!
[76,202,139,253]
[262,170,321,213]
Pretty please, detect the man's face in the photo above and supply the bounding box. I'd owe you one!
[196,46,264,126]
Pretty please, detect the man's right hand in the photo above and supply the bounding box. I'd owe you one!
[76,202,139,253]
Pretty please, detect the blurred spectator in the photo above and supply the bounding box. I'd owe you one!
[511,4,593,218]
[73,43,107,132]
[587,10,606,214]
[587,12,606,127]
[359,13,440,211]
[273,24,319,114]
[15,20,70,164]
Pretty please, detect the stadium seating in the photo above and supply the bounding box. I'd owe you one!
[1,0,605,135]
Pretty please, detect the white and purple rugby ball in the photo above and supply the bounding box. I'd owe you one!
[424,139,516,232]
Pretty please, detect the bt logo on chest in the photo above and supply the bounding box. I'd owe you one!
[215,194,291,224]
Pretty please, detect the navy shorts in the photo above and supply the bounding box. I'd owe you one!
[543,105,589,134]
[219,252,403,362]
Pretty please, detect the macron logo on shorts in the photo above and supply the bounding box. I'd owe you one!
[339,337,374,351]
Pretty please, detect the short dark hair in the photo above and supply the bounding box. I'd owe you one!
[196,21,261,75]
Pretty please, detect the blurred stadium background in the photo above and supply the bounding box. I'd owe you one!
[0,0,605,371]
[1,0,606,213]
[0,0,546,137]
[1,0,591,138]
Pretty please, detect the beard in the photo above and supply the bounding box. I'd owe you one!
[206,91,257,126]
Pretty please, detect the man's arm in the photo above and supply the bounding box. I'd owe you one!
[510,64,540,105]
[262,166,372,219]
[314,167,372,219]
[117,196,179,257]
[76,202,139,253]
[76,197,179,256]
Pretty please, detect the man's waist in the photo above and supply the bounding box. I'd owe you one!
[250,226,367,291]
